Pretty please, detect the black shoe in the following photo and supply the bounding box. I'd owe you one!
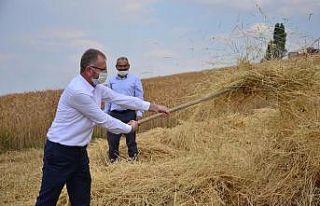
[109,158,118,163]
[128,154,139,162]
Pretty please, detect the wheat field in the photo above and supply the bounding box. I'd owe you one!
[1,56,320,205]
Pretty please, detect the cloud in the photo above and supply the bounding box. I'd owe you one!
[228,23,274,40]
[114,0,159,23]
[20,29,105,52]
[120,0,154,13]
[0,53,11,64]
[145,48,177,59]
[193,0,257,10]
[246,23,273,37]
[262,0,320,16]
[72,0,159,24]
[211,21,313,62]
[188,0,320,16]
[213,22,273,43]
[211,22,277,61]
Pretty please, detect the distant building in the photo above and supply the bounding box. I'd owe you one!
[306,47,319,54]
[288,52,299,59]
[288,47,319,59]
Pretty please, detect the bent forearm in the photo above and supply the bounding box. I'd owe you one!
[148,103,158,112]
[148,103,170,115]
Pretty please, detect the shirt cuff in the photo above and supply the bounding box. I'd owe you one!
[124,124,132,133]
[142,101,150,111]
[137,111,143,117]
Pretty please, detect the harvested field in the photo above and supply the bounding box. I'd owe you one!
[1,56,320,205]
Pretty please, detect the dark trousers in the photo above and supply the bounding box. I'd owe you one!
[107,110,138,161]
[35,140,91,206]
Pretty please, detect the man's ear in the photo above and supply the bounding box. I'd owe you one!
[85,66,92,73]
[83,66,92,76]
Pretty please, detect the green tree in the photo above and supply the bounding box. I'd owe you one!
[280,23,287,56]
[265,40,274,60]
[265,23,287,60]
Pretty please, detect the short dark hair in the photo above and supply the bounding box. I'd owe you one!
[116,56,129,66]
[80,49,106,73]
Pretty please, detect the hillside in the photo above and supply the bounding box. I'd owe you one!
[1,56,320,205]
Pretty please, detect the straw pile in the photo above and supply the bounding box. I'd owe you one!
[0,56,320,205]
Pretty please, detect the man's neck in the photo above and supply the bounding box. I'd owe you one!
[81,73,95,87]
[117,74,128,79]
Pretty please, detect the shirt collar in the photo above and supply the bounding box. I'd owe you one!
[116,74,129,80]
[78,74,95,95]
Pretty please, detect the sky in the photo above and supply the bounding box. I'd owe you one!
[0,0,319,96]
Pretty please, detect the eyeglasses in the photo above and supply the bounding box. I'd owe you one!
[89,65,106,71]
[116,64,129,68]
[116,65,129,71]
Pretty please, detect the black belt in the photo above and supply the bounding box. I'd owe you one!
[110,109,135,114]
[47,140,87,152]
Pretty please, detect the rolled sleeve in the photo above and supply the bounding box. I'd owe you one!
[134,78,145,117]
[101,86,150,111]
[70,93,132,134]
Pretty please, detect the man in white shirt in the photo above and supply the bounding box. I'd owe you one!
[105,57,144,162]
[35,49,169,206]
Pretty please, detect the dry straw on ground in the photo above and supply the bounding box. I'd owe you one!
[0,55,320,205]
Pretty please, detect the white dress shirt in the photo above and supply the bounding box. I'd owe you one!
[47,74,150,146]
